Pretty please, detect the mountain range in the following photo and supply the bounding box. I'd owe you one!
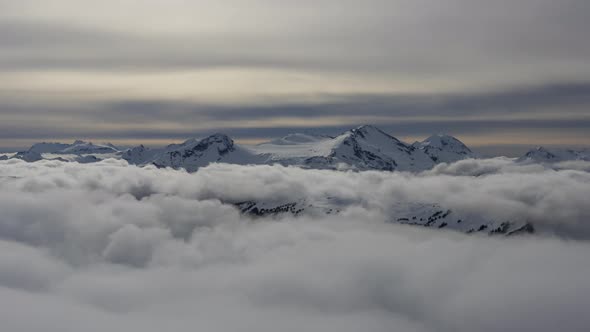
[122,125,476,172]
[4,125,588,172]
[4,125,588,236]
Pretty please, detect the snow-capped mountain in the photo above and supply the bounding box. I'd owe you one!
[2,126,480,171]
[11,150,44,162]
[147,134,263,172]
[413,134,475,163]
[124,126,440,172]
[59,141,120,155]
[28,142,72,154]
[122,145,162,165]
[518,147,590,163]
[123,135,262,171]
[254,125,435,171]
[28,140,120,155]
[14,125,588,174]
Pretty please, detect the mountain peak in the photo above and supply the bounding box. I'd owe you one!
[195,133,234,151]
[422,134,472,150]
[415,134,474,163]
[350,125,393,139]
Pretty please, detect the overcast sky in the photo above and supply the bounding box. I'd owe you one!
[1,0,589,154]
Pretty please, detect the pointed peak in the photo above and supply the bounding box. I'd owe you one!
[353,124,383,134]
[202,133,234,146]
[424,133,460,142]
[348,125,398,140]
[177,133,234,150]
[355,124,379,130]
[207,133,232,140]
[420,134,470,149]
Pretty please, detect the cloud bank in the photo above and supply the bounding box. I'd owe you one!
[0,159,590,331]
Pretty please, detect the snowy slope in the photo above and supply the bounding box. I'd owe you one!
[28,142,72,154]
[254,125,435,171]
[413,134,475,163]
[121,126,440,172]
[16,125,588,173]
[150,134,263,172]
[122,145,163,165]
[11,150,44,162]
[517,147,590,163]
[27,140,119,155]
[59,140,120,155]
[8,126,470,171]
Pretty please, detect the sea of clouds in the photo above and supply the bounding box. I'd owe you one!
[1,158,590,332]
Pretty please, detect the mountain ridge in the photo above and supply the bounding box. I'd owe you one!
[7,125,588,172]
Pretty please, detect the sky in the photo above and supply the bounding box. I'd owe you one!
[1,0,589,155]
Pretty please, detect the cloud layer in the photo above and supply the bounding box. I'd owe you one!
[0,159,590,331]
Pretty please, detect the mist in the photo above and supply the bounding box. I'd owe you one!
[0,159,589,331]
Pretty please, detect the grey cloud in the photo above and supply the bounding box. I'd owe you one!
[1,82,589,151]
[100,82,590,121]
[0,160,590,331]
[0,0,589,79]
[0,0,589,151]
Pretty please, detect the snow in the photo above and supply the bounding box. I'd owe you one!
[11,150,43,162]
[60,141,119,155]
[28,141,120,155]
[8,125,589,174]
[413,134,475,163]
[28,142,72,154]
[254,125,436,171]
[518,146,590,163]
[150,134,264,172]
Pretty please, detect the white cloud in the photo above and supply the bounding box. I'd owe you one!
[0,159,589,331]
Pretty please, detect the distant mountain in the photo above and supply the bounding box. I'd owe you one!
[413,134,475,163]
[11,150,44,162]
[122,144,161,165]
[23,125,590,173]
[28,142,72,154]
[122,126,473,172]
[517,147,590,163]
[59,141,120,155]
[5,126,482,171]
[28,140,120,155]
[254,125,436,171]
[152,134,265,172]
[125,134,264,172]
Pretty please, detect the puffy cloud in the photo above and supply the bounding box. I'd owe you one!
[0,159,589,331]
